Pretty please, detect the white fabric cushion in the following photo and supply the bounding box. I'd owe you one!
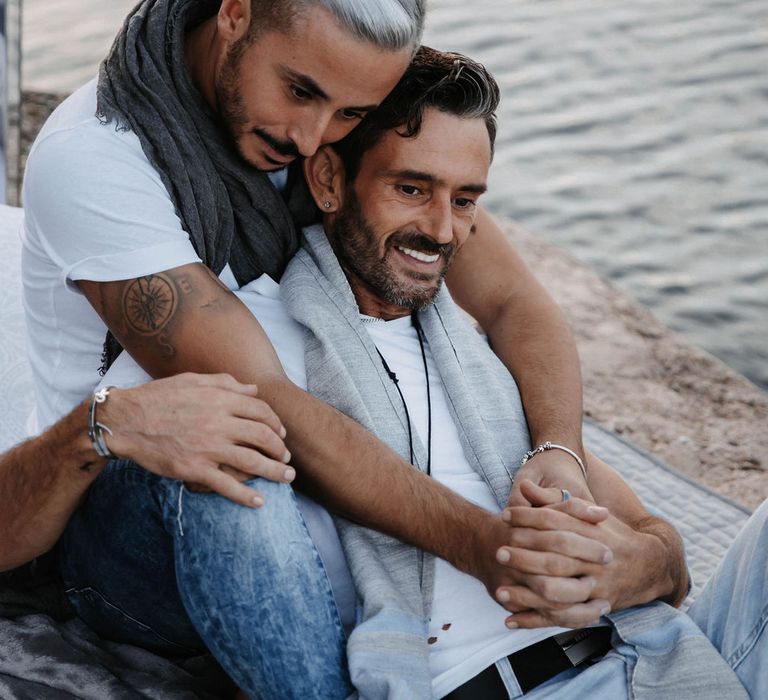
[0,205,33,452]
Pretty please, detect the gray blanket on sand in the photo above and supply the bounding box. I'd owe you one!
[0,558,233,699]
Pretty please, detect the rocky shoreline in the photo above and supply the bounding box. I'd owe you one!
[17,91,768,511]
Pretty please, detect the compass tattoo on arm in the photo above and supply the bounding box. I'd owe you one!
[122,275,179,335]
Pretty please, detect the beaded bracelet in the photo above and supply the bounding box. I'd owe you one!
[520,441,588,482]
[88,386,116,459]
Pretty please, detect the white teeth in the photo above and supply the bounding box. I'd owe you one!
[397,246,439,263]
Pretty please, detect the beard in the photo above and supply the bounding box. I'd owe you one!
[214,41,298,168]
[329,187,456,312]
[215,41,250,152]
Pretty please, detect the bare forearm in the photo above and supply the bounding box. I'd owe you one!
[258,372,503,576]
[0,401,105,571]
[488,298,583,453]
[446,209,584,455]
[633,516,689,608]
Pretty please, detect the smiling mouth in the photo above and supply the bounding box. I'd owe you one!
[397,246,440,264]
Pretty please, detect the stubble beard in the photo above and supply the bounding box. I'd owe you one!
[329,187,456,312]
[215,42,253,163]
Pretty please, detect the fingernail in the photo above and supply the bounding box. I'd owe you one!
[280,425,287,439]
[600,605,611,616]
[497,590,510,602]
[497,548,511,563]
[284,467,296,482]
[588,506,608,516]
[282,450,291,463]
[501,510,512,522]
[506,619,518,629]
[252,496,264,507]
[589,577,597,590]
[603,549,614,564]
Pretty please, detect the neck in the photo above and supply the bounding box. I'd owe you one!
[347,269,412,321]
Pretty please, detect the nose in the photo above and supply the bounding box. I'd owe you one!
[287,112,334,158]
[421,196,455,245]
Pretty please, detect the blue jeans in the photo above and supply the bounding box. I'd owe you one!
[686,497,768,699]
[521,500,768,699]
[58,460,352,700]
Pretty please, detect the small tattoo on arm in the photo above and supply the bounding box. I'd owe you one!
[157,331,176,358]
[122,275,178,335]
[178,276,193,295]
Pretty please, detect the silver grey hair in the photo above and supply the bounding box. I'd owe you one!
[314,0,425,50]
[250,0,425,51]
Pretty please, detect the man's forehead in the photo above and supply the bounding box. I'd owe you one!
[250,5,413,110]
[362,109,492,184]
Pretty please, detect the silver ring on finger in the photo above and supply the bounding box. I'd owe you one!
[561,488,571,503]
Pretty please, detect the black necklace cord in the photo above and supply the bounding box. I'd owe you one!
[375,347,415,466]
[373,313,432,476]
[412,313,432,477]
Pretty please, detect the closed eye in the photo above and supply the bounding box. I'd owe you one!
[340,108,366,120]
[290,84,313,101]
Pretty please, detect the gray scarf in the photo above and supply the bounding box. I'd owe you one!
[282,225,530,698]
[96,0,315,367]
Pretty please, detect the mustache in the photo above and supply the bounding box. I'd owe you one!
[389,232,455,257]
[253,128,300,158]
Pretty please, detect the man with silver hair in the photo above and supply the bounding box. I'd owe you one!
[17,0,597,695]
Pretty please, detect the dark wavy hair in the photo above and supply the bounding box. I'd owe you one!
[332,46,500,181]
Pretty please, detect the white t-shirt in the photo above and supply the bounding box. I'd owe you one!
[101,276,566,697]
[364,317,567,697]
[21,78,287,433]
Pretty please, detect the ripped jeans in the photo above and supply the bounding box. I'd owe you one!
[58,460,352,699]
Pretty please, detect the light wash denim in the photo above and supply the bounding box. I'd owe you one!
[687,497,768,698]
[499,501,768,699]
[59,457,768,699]
[58,460,352,699]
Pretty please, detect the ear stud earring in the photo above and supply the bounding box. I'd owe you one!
[323,201,332,209]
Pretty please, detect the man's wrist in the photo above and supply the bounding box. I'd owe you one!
[460,512,510,584]
[621,527,684,609]
[638,522,689,607]
[522,441,588,482]
[47,400,108,476]
[94,387,131,461]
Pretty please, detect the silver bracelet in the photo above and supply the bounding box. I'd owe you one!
[521,441,588,482]
[88,386,116,459]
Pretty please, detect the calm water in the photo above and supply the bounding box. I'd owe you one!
[22,0,768,389]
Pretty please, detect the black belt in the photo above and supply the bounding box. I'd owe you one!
[444,626,613,699]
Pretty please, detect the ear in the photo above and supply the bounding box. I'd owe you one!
[303,146,347,212]
[217,0,251,43]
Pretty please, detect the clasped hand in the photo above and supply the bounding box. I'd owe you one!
[488,479,648,629]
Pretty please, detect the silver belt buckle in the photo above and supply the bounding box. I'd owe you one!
[553,627,611,666]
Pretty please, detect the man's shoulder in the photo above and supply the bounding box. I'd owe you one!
[23,79,171,226]
[27,78,146,174]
